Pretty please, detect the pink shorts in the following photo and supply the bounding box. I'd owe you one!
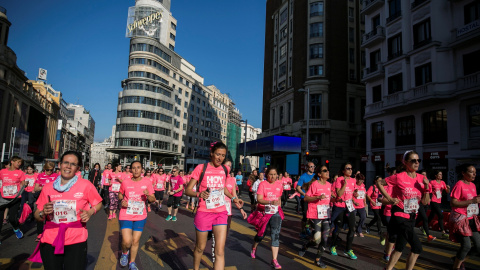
[194,211,228,232]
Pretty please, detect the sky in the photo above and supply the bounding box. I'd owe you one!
[3,0,266,142]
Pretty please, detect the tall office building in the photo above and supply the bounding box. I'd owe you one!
[112,0,233,170]
[259,0,366,173]
[362,0,480,184]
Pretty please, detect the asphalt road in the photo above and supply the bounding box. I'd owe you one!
[1,192,479,270]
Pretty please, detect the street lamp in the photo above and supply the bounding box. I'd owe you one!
[240,119,248,168]
[298,88,310,158]
[149,139,153,169]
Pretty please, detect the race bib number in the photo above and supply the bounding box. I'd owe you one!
[283,184,290,189]
[435,190,442,199]
[0,181,2,188]
[226,199,231,215]
[265,204,279,215]
[357,190,365,199]
[156,182,163,189]
[3,185,18,197]
[28,179,35,187]
[404,198,419,214]
[206,189,225,209]
[317,204,330,219]
[127,200,145,215]
[53,200,77,223]
[467,204,479,218]
[112,183,121,192]
[346,199,355,212]
[375,199,382,207]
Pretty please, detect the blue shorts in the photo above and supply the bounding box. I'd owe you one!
[119,218,147,232]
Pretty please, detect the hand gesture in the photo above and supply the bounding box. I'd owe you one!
[143,189,149,196]
[80,209,92,222]
[43,202,54,215]
[121,200,128,208]
[472,196,480,204]
[199,190,210,200]
[391,198,400,205]
[318,194,326,200]
[234,199,244,208]
[423,177,429,186]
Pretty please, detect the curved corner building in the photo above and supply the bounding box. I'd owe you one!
[111,0,231,171]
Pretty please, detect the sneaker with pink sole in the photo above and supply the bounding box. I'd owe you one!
[271,259,282,269]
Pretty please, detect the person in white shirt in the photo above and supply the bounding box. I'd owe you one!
[252,172,265,201]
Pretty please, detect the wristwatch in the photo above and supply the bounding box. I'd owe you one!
[39,211,45,218]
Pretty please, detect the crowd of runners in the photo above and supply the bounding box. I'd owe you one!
[0,144,479,270]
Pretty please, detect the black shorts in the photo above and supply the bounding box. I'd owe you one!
[155,191,164,200]
[167,196,181,208]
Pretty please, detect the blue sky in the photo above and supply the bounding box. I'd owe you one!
[3,0,266,141]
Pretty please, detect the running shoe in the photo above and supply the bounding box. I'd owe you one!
[380,236,386,246]
[365,226,370,234]
[271,259,282,269]
[129,262,139,270]
[420,227,426,236]
[120,251,129,267]
[250,248,256,259]
[159,204,162,209]
[344,249,357,260]
[147,206,151,212]
[166,215,172,221]
[383,253,390,262]
[427,235,436,242]
[315,256,327,268]
[13,228,23,239]
[172,216,177,222]
[442,233,449,238]
[330,246,337,256]
[108,214,112,220]
[298,245,307,257]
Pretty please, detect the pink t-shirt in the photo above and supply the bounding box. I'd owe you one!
[386,172,427,219]
[0,169,25,199]
[154,174,167,191]
[256,180,283,211]
[36,178,102,245]
[102,169,112,186]
[354,183,366,209]
[191,163,230,213]
[35,173,58,188]
[430,180,447,204]
[225,177,236,216]
[282,177,293,190]
[305,180,332,219]
[169,175,184,197]
[119,177,155,221]
[333,176,356,208]
[109,172,123,192]
[383,185,393,216]
[24,173,38,193]
[367,185,382,210]
[450,180,478,219]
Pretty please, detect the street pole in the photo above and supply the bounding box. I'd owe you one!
[306,88,310,155]
[192,149,196,172]
[243,119,247,166]
[149,139,153,169]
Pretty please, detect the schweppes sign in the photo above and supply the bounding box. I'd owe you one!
[127,11,162,33]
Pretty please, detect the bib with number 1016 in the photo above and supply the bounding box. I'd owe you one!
[53,200,77,223]
[467,203,479,218]
[404,197,419,214]
[206,189,225,209]
[317,204,330,219]
[127,200,145,215]
[345,199,355,212]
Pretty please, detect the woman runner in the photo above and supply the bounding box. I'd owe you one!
[118,161,155,270]
[428,170,450,237]
[32,151,102,269]
[108,164,124,220]
[281,171,292,207]
[366,176,383,236]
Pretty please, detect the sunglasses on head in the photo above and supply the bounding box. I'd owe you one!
[409,159,422,163]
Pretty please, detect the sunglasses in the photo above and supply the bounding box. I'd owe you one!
[309,165,316,168]
[345,167,353,170]
[321,169,329,172]
[409,159,422,163]
[45,169,53,172]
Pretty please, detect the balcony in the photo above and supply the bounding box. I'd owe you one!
[302,119,331,129]
[361,0,385,15]
[362,26,385,48]
[365,101,384,116]
[457,71,480,93]
[383,91,405,108]
[362,63,385,81]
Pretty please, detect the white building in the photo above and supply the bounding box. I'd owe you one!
[240,123,262,172]
[362,0,480,186]
[91,126,118,169]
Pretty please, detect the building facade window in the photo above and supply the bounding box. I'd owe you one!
[310,43,323,59]
[310,94,322,119]
[310,2,324,17]
[371,121,385,148]
[280,8,288,24]
[413,18,431,48]
[170,33,176,41]
[463,50,480,75]
[469,104,480,138]
[388,73,403,94]
[388,33,402,60]
[279,62,287,77]
[415,63,432,86]
[309,65,324,76]
[349,48,355,64]
[280,44,287,58]
[349,97,356,123]
[387,0,402,22]
[310,22,323,38]
[279,106,284,125]
[396,115,415,146]
[423,110,447,144]
[370,50,381,71]
[464,1,480,24]
[372,85,382,103]
[349,27,354,42]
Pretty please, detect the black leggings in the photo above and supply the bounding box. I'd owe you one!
[305,219,330,256]
[40,241,87,270]
[391,207,422,254]
[281,190,290,206]
[428,202,445,232]
[248,191,255,210]
[0,199,21,232]
[415,204,430,235]
[331,207,356,251]
[367,208,382,235]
